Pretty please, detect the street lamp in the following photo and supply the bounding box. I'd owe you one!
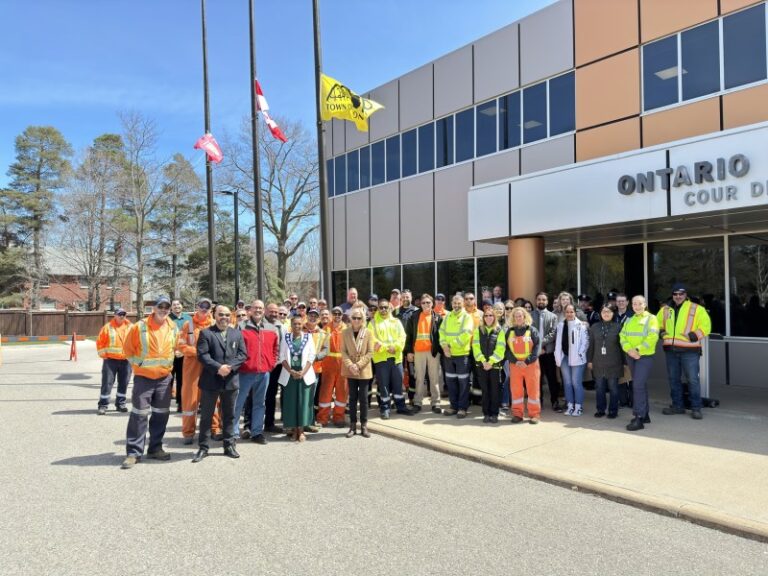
[216,190,241,304]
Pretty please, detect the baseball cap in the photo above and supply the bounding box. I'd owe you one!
[435,293,446,301]
[196,297,212,308]
[307,308,320,316]
[672,283,687,294]
[368,294,379,302]
[606,291,618,301]
[155,296,171,306]
[482,299,494,310]
[114,307,127,316]
[390,288,401,295]
[331,306,343,313]
[577,294,592,302]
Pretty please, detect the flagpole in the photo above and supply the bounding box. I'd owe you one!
[248,0,265,301]
[201,0,217,300]
[312,0,332,303]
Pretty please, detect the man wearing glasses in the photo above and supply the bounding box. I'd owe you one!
[121,297,179,469]
[370,300,413,419]
[319,306,348,426]
[657,283,711,420]
[263,303,286,434]
[96,308,132,415]
[169,300,191,412]
[439,294,474,418]
[404,294,443,414]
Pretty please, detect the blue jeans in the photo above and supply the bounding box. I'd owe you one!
[560,357,585,405]
[595,376,619,415]
[99,358,131,408]
[374,358,406,413]
[233,372,270,437]
[665,350,702,410]
[442,355,471,411]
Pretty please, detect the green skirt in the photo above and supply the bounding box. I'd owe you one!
[282,378,314,429]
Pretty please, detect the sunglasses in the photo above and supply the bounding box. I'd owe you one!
[483,314,495,318]
[378,306,390,311]
[298,304,307,309]
[279,312,288,317]
[237,313,248,318]
[198,303,211,310]
[216,313,230,318]
[465,296,475,300]
[332,311,342,316]
[157,304,170,310]
[505,307,514,310]
[116,312,127,317]
[351,316,364,320]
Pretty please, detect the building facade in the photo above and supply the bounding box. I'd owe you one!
[323,0,768,388]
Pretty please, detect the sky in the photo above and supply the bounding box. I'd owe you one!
[0,0,555,187]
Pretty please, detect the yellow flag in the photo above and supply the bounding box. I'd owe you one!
[320,73,384,132]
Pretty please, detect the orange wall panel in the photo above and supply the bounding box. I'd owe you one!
[640,0,718,43]
[642,98,720,147]
[576,49,640,130]
[723,84,768,129]
[720,0,763,14]
[575,0,639,66]
[576,118,641,161]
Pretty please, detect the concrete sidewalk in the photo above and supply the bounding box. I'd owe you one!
[368,395,768,542]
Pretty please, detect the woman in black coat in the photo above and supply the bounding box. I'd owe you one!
[587,305,624,419]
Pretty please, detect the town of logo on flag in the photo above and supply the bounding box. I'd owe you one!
[193,133,223,164]
[320,73,383,132]
[255,79,288,143]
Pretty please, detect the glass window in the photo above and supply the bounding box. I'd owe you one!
[499,92,521,150]
[729,233,768,337]
[455,109,474,162]
[477,256,508,302]
[436,116,454,168]
[346,150,359,193]
[348,268,371,298]
[643,35,679,111]
[724,4,767,90]
[371,141,385,186]
[523,82,547,144]
[681,21,720,101]
[544,250,577,302]
[332,271,347,308]
[401,129,417,178]
[418,123,434,173]
[549,72,575,136]
[437,259,475,298]
[403,262,435,299]
[475,101,497,157]
[359,145,371,189]
[326,159,334,198]
[648,238,725,334]
[579,245,644,307]
[334,155,346,196]
[372,266,401,298]
[386,135,400,182]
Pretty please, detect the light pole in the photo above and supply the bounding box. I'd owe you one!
[201,0,217,301]
[216,190,240,304]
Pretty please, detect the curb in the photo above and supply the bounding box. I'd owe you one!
[367,421,768,543]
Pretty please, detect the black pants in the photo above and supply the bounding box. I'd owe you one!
[348,378,370,424]
[405,361,416,402]
[199,387,238,450]
[475,366,504,416]
[172,356,184,407]
[265,365,281,427]
[313,373,322,418]
[539,353,560,405]
[98,358,131,408]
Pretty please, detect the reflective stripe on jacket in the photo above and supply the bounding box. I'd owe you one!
[620,311,659,356]
[124,315,179,378]
[439,310,473,356]
[96,318,132,360]
[471,325,505,366]
[369,312,407,364]
[656,300,711,351]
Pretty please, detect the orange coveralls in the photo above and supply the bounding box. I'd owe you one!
[178,313,221,439]
[508,328,541,419]
[317,323,347,425]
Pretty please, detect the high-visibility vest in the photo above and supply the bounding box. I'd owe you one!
[414,312,433,353]
[124,316,179,379]
[620,311,659,356]
[656,300,711,350]
[96,319,131,360]
[370,313,406,364]
[439,310,473,356]
[308,328,329,373]
[508,328,533,361]
[472,325,505,365]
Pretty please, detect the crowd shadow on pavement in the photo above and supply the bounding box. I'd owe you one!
[50,452,123,467]
[55,373,92,380]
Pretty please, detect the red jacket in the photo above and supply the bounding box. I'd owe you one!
[241,321,280,373]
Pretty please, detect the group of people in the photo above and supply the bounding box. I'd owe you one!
[93,281,711,469]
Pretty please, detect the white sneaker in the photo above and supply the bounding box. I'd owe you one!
[573,404,583,417]
[564,403,574,416]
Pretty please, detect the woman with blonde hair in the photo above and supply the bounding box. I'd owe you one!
[471,305,506,423]
[505,306,542,424]
[341,302,374,437]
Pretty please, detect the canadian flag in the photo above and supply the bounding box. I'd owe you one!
[255,79,288,143]
[193,133,224,164]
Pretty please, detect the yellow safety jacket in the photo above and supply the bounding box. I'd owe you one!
[369,313,406,364]
[439,309,473,356]
[471,325,506,365]
[656,300,711,351]
[620,311,659,356]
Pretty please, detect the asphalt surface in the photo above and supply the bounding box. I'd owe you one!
[1,342,766,576]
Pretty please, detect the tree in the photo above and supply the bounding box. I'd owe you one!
[221,116,319,301]
[6,126,72,308]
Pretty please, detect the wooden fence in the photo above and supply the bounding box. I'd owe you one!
[0,310,141,337]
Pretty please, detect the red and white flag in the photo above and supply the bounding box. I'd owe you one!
[193,133,223,164]
[255,79,288,143]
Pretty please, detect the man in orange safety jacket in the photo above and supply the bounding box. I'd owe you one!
[96,308,132,415]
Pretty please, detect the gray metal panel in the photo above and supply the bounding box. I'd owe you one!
[434,46,473,118]
[400,174,434,263]
[327,198,334,269]
[520,135,574,175]
[369,80,399,141]
[322,121,333,157]
[435,164,474,259]
[345,114,369,151]
[332,119,346,157]
[474,149,520,185]
[345,190,370,269]
[332,197,346,270]
[400,64,434,131]
[370,183,400,266]
[474,22,520,102]
[519,0,573,86]
[475,242,507,256]
[468,182,509,241]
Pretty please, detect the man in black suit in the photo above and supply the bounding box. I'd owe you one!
[193,305,248,462]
